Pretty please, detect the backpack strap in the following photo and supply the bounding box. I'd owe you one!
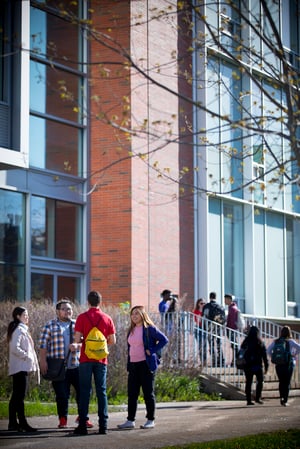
[85,311,102,329]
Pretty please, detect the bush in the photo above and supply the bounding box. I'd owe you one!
[0,300,129,402]
[0,301,210,405]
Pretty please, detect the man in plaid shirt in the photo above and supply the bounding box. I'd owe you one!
[39,300,93,429]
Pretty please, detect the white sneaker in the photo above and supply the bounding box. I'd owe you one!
[140,420,155,429]
[117,420,135,429]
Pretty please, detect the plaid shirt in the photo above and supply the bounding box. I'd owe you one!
[39,319,80,367]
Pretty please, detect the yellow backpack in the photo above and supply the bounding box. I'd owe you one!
[84,314,109,360]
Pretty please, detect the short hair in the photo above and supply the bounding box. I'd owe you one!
[224,293,232,300]
[88,290,102,306]
[209,291,216,300]
[56,299,72,310]
[161,289,171,297]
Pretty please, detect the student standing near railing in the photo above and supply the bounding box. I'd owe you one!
[193,298,207,366]
[202,292,226,367]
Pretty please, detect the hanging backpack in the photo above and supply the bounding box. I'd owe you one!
[208,302,226,325]
[84,313,109,360]
[236,346,247,370]
[271,338,290,365]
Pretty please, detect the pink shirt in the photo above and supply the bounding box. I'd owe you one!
[128,326,146,362]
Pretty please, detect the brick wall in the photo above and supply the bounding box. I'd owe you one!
[89,0,194,310]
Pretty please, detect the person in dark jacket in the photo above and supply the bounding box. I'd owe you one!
[240,325,269,405]
[117,306,168,430]
[267,325,300,406]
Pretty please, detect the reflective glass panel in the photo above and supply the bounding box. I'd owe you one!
[29,115,81,175]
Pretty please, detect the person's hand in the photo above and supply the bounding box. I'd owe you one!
[145,349,151,356]
[39,359,48,375]
[69,343,80,352]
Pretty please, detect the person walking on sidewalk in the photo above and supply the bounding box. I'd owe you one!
[267,325,300,406]
[39,299,93,429]
[118,306,168,430]
[7,306,39,432]
[74,291,116,436]
[240,325,268,405]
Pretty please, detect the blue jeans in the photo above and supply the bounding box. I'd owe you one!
[78,362,108,429]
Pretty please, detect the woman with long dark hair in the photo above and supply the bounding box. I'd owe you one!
[267,325,300,406]
[240,325,268,405]
[117,306,168,430]
[7,306,39,432]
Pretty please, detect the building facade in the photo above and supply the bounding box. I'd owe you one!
[193,0,300,319]
[0,0,194,309]
[0,0,299,320]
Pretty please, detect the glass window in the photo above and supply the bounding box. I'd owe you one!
[29,115,82,174]
[31,272,80,302]
[29,1,85,176]
[220,0,241,53]
[30,3,80,70]
[0,189,25,300]
[30,60,83,123]
[223,201,244,300]
[58,276,80,301]
[31,272,53,300]
[31,196,82,261]
[0,0,21,150]
[286,217,300,304]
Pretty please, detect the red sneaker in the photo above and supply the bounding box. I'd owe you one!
[58,417,67,428]
[75,416,93,428]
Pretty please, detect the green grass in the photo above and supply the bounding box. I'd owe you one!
[162,429,300,449]
[0,401,99,419]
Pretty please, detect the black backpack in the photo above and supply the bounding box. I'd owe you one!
[271,338,290,365]
[208,302,226,325]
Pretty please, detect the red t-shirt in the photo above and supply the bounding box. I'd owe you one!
[193,309,203,327]
[75,308,115,364]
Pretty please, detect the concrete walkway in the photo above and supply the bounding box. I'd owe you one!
[0,397,299,449]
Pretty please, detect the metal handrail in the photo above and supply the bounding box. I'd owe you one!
[148,311,300,392]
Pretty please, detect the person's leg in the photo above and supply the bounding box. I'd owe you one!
[52,378,69,420]
[14,371,36,431]
[216,329,224,366]
[68,367,80,415]
[255,369,264,402]
[285,364,294,403]
[140,362,156,421]
[275,364,285,402]
[244,369,254,404]
[77,362,92,428]
[93,362,108,432]
[9,372,23,429]
[127,362,142,422]
[276,364,293,404]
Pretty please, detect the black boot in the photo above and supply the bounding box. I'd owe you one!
[8,403,20,431]
[18,421,37,432]
[18,406,37,432]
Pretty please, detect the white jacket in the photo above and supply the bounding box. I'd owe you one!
[8,323,40,380]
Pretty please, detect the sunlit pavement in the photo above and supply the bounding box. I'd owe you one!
[0,398,299,449]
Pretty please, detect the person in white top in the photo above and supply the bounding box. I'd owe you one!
[267,325,300,406]
[7,306,39,432]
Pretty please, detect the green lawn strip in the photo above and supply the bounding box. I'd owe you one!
[162,429,300,449]
[0,400,124,419]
